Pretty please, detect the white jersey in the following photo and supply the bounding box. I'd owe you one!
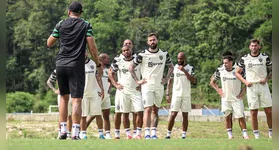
[111,55,141,94]
[237,53,271,83]
[97,67,110,95]
[84,59,98,97]
[172,64,194,97]
[133,49,172,89]
[213,67,243,101]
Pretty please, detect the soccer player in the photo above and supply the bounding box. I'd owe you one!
[109,45,144,139]
[236,39,272,139]
[129,33,174,139]
[47,2,101,140]
[86,53,112,139]
[165,52,196,139]
[79,53,105,139]
[210,55,249,139]
[46,70,72,139]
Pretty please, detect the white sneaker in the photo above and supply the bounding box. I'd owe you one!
[255,135,259,139]
[105,135,112,139]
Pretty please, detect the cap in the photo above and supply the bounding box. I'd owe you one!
[68,2,83,13]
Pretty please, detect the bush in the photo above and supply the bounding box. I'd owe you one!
[6,92,35,113]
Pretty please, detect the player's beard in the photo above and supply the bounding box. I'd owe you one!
[149,43,157,50]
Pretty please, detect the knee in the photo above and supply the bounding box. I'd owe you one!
[265,108,272,116]
[145,107,152,114]
[250,110,258,116]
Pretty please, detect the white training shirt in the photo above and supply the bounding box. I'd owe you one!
[213,67,243,101]
[172,64,194,97]
[111,55,141,94]
[133,49,172,89]
[237,53,271,83]
[84,59,98,97]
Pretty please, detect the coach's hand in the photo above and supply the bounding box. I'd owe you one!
[166,95,171,103]
[54,89,60,95]
[137,78,147,85]
[161,78,168,85]
[98,90,105,100]
[217,88,224,98]
[259,78,268,84]
[136,85,141,91]
[244,80,253,87]
[116,83,124,90]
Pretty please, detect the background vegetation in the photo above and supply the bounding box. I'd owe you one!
[6,0,272,112]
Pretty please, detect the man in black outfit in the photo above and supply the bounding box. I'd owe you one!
[47,1,101,140]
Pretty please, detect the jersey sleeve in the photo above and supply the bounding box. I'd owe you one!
[190,66,195,76]
[165,53,172,65]
[237,57,245,69]
[213,69,220,81]
[48,70,57,85]
[86,22,94,37]
[266,55,272,67]
[111,58,119,72]
[133,54,143,66]
[51,21,63,38]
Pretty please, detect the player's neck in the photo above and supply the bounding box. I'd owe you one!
[148,48,159,53]
[250,51,260,57]
[124,56,133,61]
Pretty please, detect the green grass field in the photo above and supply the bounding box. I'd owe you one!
[7,120,272,150]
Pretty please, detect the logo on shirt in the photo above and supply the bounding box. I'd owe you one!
[148,62,163,67]
[121,69,129,74]
[248,63,264,68]
[90,65,94,70]
[176,73,185,77]
[258,58,263,62]
[159,55,163,60]
[223,77,236,81]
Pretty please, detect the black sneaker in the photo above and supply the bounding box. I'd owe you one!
[181,137,186,139]
[59,133,67,140]
[165,136,171,139]
[72,136,81,140]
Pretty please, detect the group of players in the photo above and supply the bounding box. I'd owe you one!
[48,34,272,140]
[46,2,272,140]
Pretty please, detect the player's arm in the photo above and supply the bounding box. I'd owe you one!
[260,55,272,84]
[108,67,123,90]
[209,70,223,97]
[129,55,146,85]
[47,36,58,47]
[180,66,196,84]
[163,63,174,85]
[237,85,246,100]
[96,69,104,100]
[46,72,59,94]
[166,76,173,103]
[47,22,60,47]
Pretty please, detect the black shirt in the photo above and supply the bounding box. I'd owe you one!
[51,17,93,67]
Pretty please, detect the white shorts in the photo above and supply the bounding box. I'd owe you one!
[246,83,272,110]
[57,95,72,116]
[142,88,164,108]
[221,99,244,118]
[170,96,191,112]
[119,91,144,113]
[114,90,122,113]
[82,94,102,117]
[101,94,111,110]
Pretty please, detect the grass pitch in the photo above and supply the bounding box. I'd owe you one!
[6,120,272,150]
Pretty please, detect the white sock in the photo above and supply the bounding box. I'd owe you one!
[133,130,137,137]
[145,128,150,136]
[72,124,80,137]
[242,129,248,137]
[182,131,187,138]
[167,130,171,137]
[269,129,272,137]
[253,130,259,139]
[98,129,104,136]
[105,131,111,137]
[115,129,120,138]
[151,127,157,136]
[136,127,142,136]
[79,131,86,138]
[60,122,67,133]
[125,128,131,136]
[227,128,233,137]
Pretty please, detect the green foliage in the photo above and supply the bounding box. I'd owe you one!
[6,92,35,113]
[6,0,272,107]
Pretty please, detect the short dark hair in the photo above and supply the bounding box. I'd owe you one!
[147,33,158,38]
[223,55,233,61]
[222,51,233,57]
[250,39,260,44]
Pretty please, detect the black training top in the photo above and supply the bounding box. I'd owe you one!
[51,17,93,67]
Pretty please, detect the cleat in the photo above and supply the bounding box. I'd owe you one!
[151,135,158,139]
[181,137,186,139]
[269,135,272,139]
[145,135,151,139]
[114,137,120,139]
[255,136,259,139]
[59,132,67,140]
[67,133,71,139]
[105,135,112,139]
[228,136,233,139]
[72,136,81,140]
[126,135,133,139]
[99,135,105,139]
[243,136,249,139]
[81,135,88,140]
[165,136,171,139]
[135,135,141,139]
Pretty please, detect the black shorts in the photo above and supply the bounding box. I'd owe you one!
[56,66,85,98]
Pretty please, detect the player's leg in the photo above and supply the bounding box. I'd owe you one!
[180,97,191,139]
[114,112,122,139]
[123,113,132,139]
[181,112,189,139]
[225,113,233,139]
[233,100,249,139]
[247,85,260,139]
[250,109,259,139]
[86,116,95,129]
[131,91,144,139]
[79,97,88,139]
[59,94,69,139]
[71,97,82,139]
[238,117,249,139]
[102,109,111,139]
[135,111,143,139]
[142,90,155,139]
[166,111,178,139]
[57,95,61,139]
[96,115,105,139]
[132,112,137,138]
[67,98,72,139]
[264,107,272,138]
[151,105,159,139]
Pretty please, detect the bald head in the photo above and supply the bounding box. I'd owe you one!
[99,53,110,65]
[177,52,186,65]
[123,39,133,47]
